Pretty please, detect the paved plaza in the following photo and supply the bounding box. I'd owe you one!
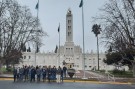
[0,80,135,89]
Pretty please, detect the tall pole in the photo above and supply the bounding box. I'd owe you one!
[35,0,39,66]
[58,23,60,67]
[97,35,99,70]
[81,0,86,79]
[37,0,39,20]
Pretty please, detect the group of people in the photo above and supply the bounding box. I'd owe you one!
[13,65,67,83]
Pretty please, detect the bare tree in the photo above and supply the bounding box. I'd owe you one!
[0,0,47,69]
[93,0,135,70]
[95,0,134,52]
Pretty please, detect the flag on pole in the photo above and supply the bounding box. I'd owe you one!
[58,24,60,32]
[79,0,83,8]
[36,45,39,53]
[35,2,39,9]
[54,45,58,53]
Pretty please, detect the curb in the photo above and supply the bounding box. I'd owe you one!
[0,78,133,85]
[64,80,132,85]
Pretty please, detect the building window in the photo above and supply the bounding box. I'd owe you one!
[89,59,91,60]
[24,56,26,59]
[68,20,71,24]
[29,56,31,59]
[68,32,70,36]
[68,26,70,30]
[68,26,71,30]
[89,66,91,68]
[85,65,87,68]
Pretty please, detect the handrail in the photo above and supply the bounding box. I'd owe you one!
[107,72,115,82]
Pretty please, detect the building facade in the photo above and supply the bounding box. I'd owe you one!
[19,9,111,70]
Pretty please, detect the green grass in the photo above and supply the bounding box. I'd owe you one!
[108,70,133,78]
[1,67,7,72]
[0,67,13,74]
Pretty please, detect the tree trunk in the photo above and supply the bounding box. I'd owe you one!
[97,35,99,70]
[5,60,9,71]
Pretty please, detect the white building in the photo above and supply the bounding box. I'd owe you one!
[19,9,125,71]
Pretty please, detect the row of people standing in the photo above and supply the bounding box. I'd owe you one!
[13,65,67,83]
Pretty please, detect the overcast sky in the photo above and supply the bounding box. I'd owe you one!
[17,0,107,53]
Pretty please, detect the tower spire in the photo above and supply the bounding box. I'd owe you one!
[66,9,73,42]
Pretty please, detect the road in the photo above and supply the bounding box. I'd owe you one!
[0,80,135,89]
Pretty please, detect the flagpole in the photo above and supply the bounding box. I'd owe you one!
[59,23,60,67]
[37,0,39,20]
[35,0,39,67]
[81,0,86,79]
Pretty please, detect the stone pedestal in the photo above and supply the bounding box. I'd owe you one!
[67,68,75,78]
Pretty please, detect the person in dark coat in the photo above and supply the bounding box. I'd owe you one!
[51,66,57,81]
[61,68,63,82]
[16,67,20,81]
[36,66,41,82]
[13,67,17,82]
[47,65,52,82]
[30,67,36,82]
[42,66,47,82]
[28,66,32,81]
[19,67,24,81]
[63,66,67,78]
[24,66,29,81]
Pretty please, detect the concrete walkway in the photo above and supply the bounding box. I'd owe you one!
[0,74,13,78]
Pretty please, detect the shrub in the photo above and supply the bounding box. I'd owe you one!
[112,69,125,75]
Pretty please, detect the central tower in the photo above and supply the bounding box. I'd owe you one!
[64,9,75,69]
[66,9,73,42]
